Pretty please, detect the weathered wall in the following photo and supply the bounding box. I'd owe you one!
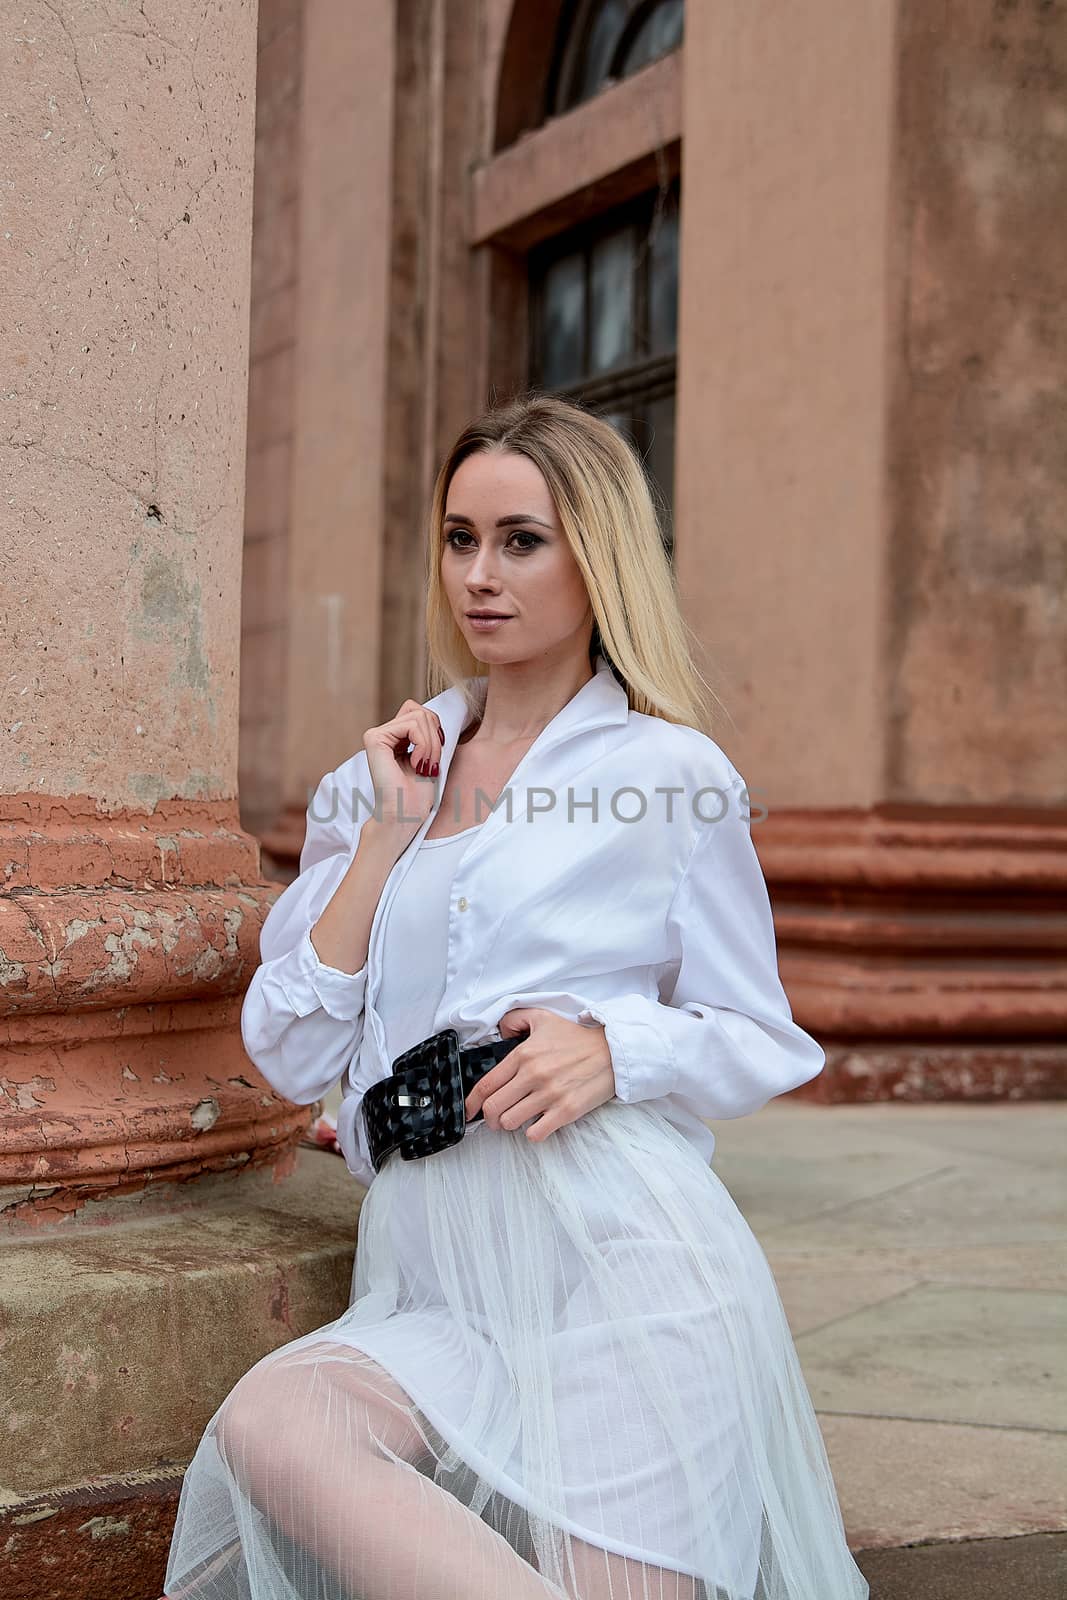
[886,0,1067,803]
[244,0,1064,1110]
[2,0,258,809]
[673,0,897,808]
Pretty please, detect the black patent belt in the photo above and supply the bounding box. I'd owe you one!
[361,1027,524,1174]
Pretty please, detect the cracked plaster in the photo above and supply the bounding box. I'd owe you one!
[1,0,257,805]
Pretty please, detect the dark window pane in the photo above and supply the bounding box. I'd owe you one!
[528,185,677,561]
[621,0,685,75]
[553,1,686,116]
[589,227,635,374]
[644,393,675,542]
[576,0,629,103]
[649,207,679,354]
[541,253,585,388]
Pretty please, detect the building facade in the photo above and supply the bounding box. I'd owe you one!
[241,0,1067,1105]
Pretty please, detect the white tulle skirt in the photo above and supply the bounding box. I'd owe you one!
[163,1096,869,1600]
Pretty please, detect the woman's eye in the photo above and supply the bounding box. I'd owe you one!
[444,530,542,552]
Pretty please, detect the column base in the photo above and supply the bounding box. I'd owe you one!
[0,1149,366,1599]
[1,801,311,1215]
[795,1039,1066,1103]
[759,807,1067,1102]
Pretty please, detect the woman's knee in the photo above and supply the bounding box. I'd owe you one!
[214,1349,306,1479]
[215,1341,432,1481]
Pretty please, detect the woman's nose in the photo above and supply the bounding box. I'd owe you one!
[466,550,501,585]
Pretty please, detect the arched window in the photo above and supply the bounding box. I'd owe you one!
[550,0,684,115]
[529,179,680,552]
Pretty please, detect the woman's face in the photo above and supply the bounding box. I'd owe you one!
[441,448,593,666]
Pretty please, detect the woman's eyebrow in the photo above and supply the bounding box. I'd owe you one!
[443,512,556,529]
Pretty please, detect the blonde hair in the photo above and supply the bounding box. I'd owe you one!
[424,393,725,736]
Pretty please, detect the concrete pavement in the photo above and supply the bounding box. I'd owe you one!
[705,1099,1066,1595]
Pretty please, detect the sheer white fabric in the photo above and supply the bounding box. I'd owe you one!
[164,833,868,1600]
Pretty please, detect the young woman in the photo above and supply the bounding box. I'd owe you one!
[163,395,869,1600]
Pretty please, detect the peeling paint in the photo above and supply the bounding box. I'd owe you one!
[0,1077,57,1111]
[99,924,153,983]
[126,772,228,805]
[190,1098,220,1132]
[0,952,29,989]
[78,1514,131,1540]
[12,1507,58,1526]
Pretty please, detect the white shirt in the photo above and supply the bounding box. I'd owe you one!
[240,653,825,1190]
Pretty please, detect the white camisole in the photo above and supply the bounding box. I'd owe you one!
[374,821,482,1067]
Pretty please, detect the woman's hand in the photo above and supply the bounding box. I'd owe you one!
[464,1008,617,1143]
[306,699,445,972]
[362,700,447,847]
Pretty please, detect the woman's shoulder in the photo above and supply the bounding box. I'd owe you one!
[605,712,746,862]
[618,709,742,791]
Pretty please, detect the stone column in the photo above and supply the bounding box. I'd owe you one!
[676,0,1066,1101]
[0,6,359,1594]
[256,0,396,877]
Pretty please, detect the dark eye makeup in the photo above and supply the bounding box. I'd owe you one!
[444,529,543,552]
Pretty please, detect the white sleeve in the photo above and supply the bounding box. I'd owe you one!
[578,774,825,1121]
[240,760,371,1107]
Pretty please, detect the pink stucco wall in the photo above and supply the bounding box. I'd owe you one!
[675,0,897,809]
[886,0,1067,803]
[2,0,258,809]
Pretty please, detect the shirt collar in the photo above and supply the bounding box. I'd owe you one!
[425,651,629,765]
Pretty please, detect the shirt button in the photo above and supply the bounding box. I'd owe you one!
[457,896,469,912]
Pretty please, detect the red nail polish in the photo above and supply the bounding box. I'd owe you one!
[431,762,439,776]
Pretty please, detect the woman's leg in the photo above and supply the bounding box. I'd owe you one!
[553,1538,703,1600]
[214,1338,564,1599]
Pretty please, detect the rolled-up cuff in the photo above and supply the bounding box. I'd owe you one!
[576,996,674,1104]
[277,928,368,1022]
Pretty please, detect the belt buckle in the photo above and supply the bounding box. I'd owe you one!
[392,1027,465,1163]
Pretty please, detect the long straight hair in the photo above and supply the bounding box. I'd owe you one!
[424,393,724,736]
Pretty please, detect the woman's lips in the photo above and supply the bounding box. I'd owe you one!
[467,615,513,630]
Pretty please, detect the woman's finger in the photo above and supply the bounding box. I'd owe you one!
[410,710,445,777]
[392,702,445,777]
[367,703,444,777]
